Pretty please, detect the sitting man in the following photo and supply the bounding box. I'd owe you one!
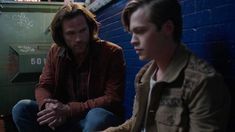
[104,0,230,131]
[12,3,125,132]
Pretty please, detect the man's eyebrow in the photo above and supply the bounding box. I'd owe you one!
[80,27,87,30]
[131,26,147,32]
[79,27,87,30]
[65,26,87,32]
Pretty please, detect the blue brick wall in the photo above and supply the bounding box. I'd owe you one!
[95,0,235,130]
[95,0,144,119]
[180,0,235,130]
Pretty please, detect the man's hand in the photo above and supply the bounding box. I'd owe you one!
[37,99,71,130]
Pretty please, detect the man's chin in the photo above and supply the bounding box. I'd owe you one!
[71,48,86,53]
[138,56,148,61]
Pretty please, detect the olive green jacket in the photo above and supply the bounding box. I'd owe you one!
[105,45,230,132]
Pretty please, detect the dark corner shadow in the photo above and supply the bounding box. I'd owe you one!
[203,31,235,131]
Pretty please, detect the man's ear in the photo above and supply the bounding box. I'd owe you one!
[162,20,174,37]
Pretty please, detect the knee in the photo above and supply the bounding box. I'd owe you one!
[85,108,119,129]
[12,99,37,121]
[12,99,34,113]
[86,108,114,120]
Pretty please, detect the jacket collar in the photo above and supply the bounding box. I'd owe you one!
[159,44,190,83]
[57,39,103,61]
[57,47,73,61]
[132,60,157,132]
[137,44,190,85]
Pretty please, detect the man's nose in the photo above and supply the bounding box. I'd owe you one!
[75,34,82,42]
[130,34,138,46]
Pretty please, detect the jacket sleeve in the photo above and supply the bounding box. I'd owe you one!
[103,62,153,132]
[35,45,56,110]
[188,74,230,132]
[68,48,126,117]
[104,119,133,132]
[103,95,138,132]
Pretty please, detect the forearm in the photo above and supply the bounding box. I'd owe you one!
[104,118,133,132]
[35,86,53,110]
[35,45,56,110]
[68,95,121,117]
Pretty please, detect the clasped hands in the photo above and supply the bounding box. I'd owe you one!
[37,99,71,130]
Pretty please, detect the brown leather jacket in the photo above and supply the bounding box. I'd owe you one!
[35,40,125,118]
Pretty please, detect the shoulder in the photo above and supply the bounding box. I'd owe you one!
[188,54,216,74]
[96,40,123,53]
[91,40,124,60]
[135,61,153,84]
[184,55,230,115]
[48,43,63,55]
[186,54,218,81]
[184,54,224,93]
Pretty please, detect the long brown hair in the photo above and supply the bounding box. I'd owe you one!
[50,3,99,47]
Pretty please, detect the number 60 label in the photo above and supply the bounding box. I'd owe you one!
[31,58,45,65]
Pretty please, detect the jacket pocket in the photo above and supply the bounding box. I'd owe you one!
[155,106,187,132]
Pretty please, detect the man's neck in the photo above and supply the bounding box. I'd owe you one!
[73,50,89,67]
[154,42,178,80]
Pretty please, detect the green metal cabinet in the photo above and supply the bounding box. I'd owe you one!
[0,2,63,116]
[9,44,51,82]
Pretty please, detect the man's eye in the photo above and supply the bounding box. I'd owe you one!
[80,28,87,33]
[66,32,73,35]
[135,29,146,34]
[66,32,75,35]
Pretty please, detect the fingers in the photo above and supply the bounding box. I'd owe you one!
[48,117,62,129]
[45,102,54,109]
[37,109,55,125]
[44,99,59,104]
[37,99,68,128]
[38,116,56,126]
[44,99,61,110]
[45,102,58,110]
[37,108,53,117]
[48,119,57,130]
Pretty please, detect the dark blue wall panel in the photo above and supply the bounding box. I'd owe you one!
[95,0,235,130]
[96,0,141,119]
[180,0,235,130]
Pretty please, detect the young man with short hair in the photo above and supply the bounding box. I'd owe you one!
[104,0,230,131]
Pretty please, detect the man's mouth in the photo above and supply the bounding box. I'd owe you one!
[135,48,144,53]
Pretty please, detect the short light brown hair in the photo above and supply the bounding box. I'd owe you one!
[50,3,99,47]
[122,0,182,43]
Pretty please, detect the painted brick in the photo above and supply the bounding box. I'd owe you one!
[95,0,235,128]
